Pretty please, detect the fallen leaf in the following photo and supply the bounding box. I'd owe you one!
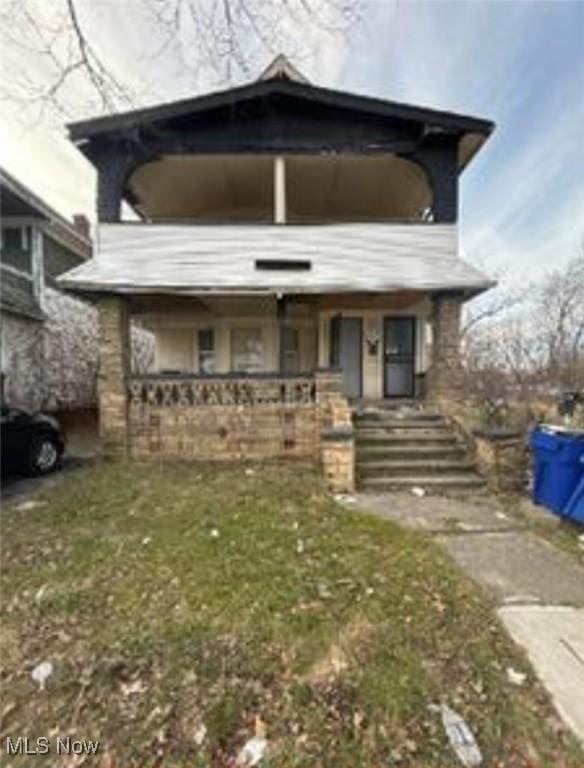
[120,679,146,697]
[35,584,48,604]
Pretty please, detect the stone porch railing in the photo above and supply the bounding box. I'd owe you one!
[128,373,316,408]
[124,369,355,491]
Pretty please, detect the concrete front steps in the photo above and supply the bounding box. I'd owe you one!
[354,405,485,493]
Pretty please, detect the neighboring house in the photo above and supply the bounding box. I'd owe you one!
[0,168,97,413]
[60,55,495,489]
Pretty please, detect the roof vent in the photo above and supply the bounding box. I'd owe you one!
[257,54,310,84]
[255,259,312,271]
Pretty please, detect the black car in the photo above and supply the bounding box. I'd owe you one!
[1,405,65,476]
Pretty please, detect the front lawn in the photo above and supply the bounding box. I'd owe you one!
[1,462,581,766]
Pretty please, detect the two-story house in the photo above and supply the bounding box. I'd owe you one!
[60,56,494,491]
[1,168,96,414]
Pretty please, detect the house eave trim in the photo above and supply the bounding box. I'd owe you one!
[67,79,494,145]
[58,280,496,298]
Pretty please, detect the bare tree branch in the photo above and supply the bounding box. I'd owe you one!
[65,0,136,110]
[1,0,363,122]
[461,291,522,337]
[463,244,584,402]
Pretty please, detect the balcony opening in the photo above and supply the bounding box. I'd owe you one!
[128,155,273,223]
[125,153,432,224]
[286,154,432,223]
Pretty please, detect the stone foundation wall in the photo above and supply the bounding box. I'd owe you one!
[474,432,528,493]
[130,402,318,460]
[127,374,318,460]
[124,371,355,491]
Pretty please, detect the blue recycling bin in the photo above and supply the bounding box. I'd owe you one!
[564,471,584,524]
[530,426,584,516]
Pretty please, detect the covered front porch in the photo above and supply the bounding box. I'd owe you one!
[89,287,468,490]
[130,289,463,403]
[60,220,489,419]
[58,221,490,489]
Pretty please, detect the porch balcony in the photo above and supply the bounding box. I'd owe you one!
[122,152,438,224]
[68,58,493,228]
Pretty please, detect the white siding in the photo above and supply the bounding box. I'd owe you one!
[60,223,493,296]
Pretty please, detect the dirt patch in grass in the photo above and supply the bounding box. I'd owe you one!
[1,461,582,767]
[303,617,377,685]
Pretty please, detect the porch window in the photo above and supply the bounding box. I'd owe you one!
[282,327,300,372]
[198,328,215,374]
[231,328,264,372]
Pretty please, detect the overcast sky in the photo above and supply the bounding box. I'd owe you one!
[0,0,582,282]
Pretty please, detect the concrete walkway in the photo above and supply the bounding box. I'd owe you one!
[437,531,584,606]
[357,491,584,745]
[500,606,584,744]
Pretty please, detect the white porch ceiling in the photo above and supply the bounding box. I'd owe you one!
[128,154,431,222]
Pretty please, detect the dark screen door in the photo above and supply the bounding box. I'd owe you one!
[331,316,362,398]
[383,317,415,397]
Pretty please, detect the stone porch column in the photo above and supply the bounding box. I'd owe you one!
[315,368,350,428]
[427,292,466,403]
[315,368,355,492]
[97,295,130,457]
